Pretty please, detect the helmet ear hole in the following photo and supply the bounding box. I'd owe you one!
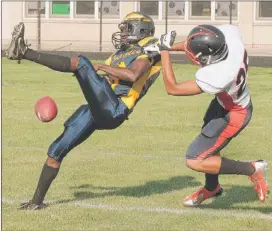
[140,28,154,37]
[140,28,147,34]
[127,23,133,32]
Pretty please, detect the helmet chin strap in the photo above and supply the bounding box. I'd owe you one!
[127,35,138,40]
[196,52,210,66]
[207,55,211,65]
[195,52,202,58]
[212,50,228,64]
[210,44,229,64]
[198,44,229,66]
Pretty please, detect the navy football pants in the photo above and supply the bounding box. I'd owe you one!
[47,56,129,162]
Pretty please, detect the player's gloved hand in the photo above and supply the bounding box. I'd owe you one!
[143,30,177,55]
[159,30,177,51]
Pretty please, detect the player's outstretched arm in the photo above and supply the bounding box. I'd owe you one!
[161,50,202,96]
[170,41,186,52]
[144,30,202,96]
[94,58,151,83]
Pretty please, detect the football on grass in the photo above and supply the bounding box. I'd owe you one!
[35,96,58,122]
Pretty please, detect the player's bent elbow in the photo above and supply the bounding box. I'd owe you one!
[167,90,175,96]
[166,88,180,96]
[130,76,138,83]
[166,88,193,96]
[165,86,175,95]
[129,73,141,83]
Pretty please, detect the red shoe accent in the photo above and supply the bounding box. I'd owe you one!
[249,160,269,203]
[183,185,223,207]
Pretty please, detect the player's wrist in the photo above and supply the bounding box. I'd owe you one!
[158,44,170,51]
[171,41,186,51]
[160,50,169,55]
[94,64,102,71]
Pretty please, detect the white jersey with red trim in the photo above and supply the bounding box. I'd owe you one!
[195,24,250,110]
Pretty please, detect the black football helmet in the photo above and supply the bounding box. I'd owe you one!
[112,12,155,49]
[185,25,228,66]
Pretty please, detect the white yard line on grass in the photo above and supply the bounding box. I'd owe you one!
[2,197,272,221]
[2,145,184,161]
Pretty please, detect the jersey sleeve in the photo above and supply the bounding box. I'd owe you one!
[136,53,150,60]
[195,79,222,94]
[135,53,155,65]
[104,53,114,65]
[104,58,110,65]
[195,68,223,94]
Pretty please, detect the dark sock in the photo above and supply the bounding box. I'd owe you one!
[219,157,255,176]
[205,174,219,191]
[32,164,59,205]
[24,49,72,72]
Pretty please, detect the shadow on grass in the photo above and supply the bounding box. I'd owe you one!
[55,175,200,202]
[55,177,272,214]
[200,185,272,214]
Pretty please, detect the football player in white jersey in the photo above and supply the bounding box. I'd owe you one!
[144,24,268,206]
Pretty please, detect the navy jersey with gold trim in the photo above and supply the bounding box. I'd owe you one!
[105,36,161,110]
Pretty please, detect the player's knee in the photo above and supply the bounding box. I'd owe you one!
[185,159,202,171]
[75,55,95,73]
[64,104,88,127]
[46,156,61,168]
[73,55,98,88]
[47,129,71,163]
[185,159,194,169]
[48,104,94,162]
[47,128,77,163]
[47,141,67,163]
[185,146,200,167]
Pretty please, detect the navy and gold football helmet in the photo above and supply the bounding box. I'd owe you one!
[112,12,155,49]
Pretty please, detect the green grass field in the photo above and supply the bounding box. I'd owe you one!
[2,58,272,230]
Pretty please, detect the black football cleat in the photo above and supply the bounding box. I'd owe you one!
[5,22,30,61]
[18,201,47,210]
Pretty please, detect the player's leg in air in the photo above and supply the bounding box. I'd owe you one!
[6,23,129,210]
[144,25,268,206]
[6,12,161,210]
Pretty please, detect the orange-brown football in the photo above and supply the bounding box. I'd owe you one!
[35,96,58,122]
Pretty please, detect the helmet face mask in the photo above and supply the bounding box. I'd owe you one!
[112,12,155,49]
[112,23,133,49]
[112,22,139,49]
[185,25,228,66]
